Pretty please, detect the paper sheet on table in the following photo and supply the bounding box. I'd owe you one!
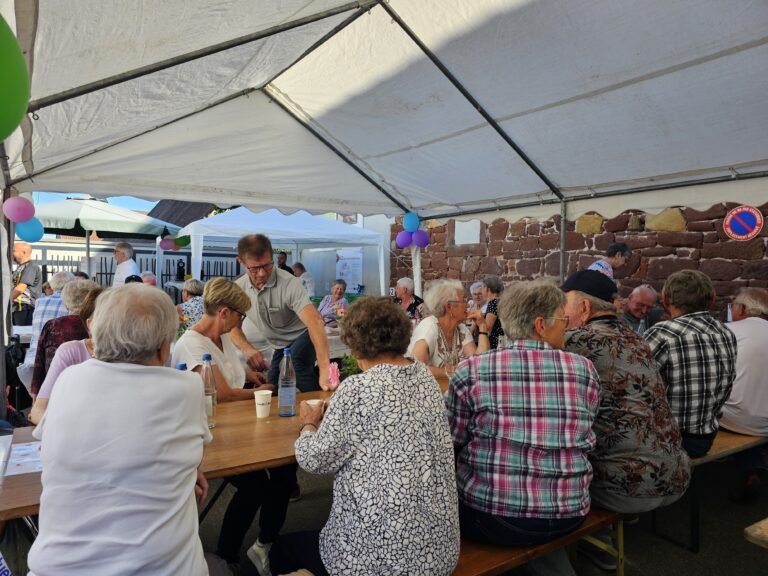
[5,441,42,476]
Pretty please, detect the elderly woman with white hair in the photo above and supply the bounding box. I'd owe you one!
[30,280,99,396]
[28,284,211,576]
[446,280,600,576]
[394,277,424,320]
[177,278,205,331]
[407,279,489,378]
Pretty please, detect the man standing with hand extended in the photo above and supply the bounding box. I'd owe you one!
[11,241,42,325]
[230,234,331,392]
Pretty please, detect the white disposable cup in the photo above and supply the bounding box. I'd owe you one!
[305,399,322,408]
[254,390,272,418]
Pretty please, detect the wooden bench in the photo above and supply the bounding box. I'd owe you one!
[652,429,768,552]
[453,508,624,576]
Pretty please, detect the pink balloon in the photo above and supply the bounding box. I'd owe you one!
[2,196,35,223]
[159,237,175,250]
[396,230,413,248]
[412,229,430,248]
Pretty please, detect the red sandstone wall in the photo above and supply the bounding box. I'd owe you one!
[390,202,768,318]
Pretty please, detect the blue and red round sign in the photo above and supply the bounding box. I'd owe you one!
[723,205,764,241]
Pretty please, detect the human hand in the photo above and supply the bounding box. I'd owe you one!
[244,347,269,371]
[299,399,326,426]
[195,468,209,504]
[466,310,487,332]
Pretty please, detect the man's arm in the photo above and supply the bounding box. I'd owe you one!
[10,282,27,300]
[228,326,269,371]
[298,303,331,390]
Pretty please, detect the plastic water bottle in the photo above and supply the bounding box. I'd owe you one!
[278,348,297,417]
[176,362,187,371]
[200,354,217,428]
[637,317,647,335]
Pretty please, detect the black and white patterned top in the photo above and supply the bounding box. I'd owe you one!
[644,311,737,435]
[295,361,460,575]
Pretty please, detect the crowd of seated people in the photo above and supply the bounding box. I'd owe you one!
[24,256,763,575]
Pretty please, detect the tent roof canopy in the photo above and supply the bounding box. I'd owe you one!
[2,1,767,218]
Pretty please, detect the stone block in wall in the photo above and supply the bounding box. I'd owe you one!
[519,237,539,251]
[509,220,526,236]
[431,232,447,245]
[594,232,615,251]
[700,258,743,281]
[703,232,719,244]
[700,239,765,260]
[657,231,703,248]
[447,244,486,257]
[712,280,748,297]
[641,246,676,257]
[505,259,517,276]
[448,257,464,271]
[502,240,522,254]
[743,260,768,280]
[539,234,560,250]
[544,252,562,276]
[645,208,686,232]
[527,249,548,258]
[489,220,509,242]
[683,204,727,222]
[526,222,541,236]
[632,257,649,280]
[575,214,604,235]
[627,214,644,232]
[603,214,630,233]
[647,257,698,280]
[481,257,502,276]
[516,259,542,277]
[578,254,600,270]
[749,279,768,288]
[464,256,482,274]
[615,253,640,278]
[489,241,503,257]
[565,232,587,251]
[687,221,714,232]
[615,234,657,250]
[431,253,447,269]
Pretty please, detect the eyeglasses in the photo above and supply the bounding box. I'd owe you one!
[544,316,569,326]
[230,309,247,324]
[245,261,273,274]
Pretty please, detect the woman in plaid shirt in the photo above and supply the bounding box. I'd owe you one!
[447,280,600,576]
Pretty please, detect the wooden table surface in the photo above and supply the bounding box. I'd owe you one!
[745,517,768,549]
[0,391,330,521]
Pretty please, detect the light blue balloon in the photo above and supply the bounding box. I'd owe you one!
[16,216,44,242]
[403,212,420,233]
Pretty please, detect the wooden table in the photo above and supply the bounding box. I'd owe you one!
[745,517,768,549]
[0,391,330,520]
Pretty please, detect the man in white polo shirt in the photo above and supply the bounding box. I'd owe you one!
[229,234,330,392]
[112,242,140,286]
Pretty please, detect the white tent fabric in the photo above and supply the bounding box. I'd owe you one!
[1,0,767,219]
[176,207,387,294]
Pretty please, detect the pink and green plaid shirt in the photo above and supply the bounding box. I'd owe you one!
[446,340,600,519]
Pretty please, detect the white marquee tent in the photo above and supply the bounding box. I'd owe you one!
[1,0,767,223]
[176,207,387,293]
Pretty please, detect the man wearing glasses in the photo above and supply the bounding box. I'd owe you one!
[230,234,331,392]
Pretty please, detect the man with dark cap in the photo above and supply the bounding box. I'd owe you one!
[562,270,690,570]
[587,242,631,279]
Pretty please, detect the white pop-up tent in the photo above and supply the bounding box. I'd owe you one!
[176,207,387,294]
[1,0,766,222]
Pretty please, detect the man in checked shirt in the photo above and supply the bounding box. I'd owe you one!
[644,270,737,457]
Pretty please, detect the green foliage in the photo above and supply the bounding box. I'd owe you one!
[339,354,361,380]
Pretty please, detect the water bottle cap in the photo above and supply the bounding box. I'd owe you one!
[283,347,291,354]
[202,354,212,361]
[176,363,188,370]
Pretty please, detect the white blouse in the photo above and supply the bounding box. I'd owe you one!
[172,330,245,388]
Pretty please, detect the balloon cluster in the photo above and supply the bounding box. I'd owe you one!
[396,212,430,249]
[159,235,191,251]
[3,195,43,243]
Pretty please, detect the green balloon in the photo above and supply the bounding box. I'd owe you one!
[0,15,30,141]
[175,235,191,247]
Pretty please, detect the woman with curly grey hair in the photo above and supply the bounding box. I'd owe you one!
[407,279,490,378]
[268,297,460,575]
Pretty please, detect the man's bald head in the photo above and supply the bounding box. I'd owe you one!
[626,284,658,320]
[12,242,32,264]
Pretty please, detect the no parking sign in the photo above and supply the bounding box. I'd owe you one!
[723,205,764,241]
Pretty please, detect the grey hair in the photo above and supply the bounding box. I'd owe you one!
[733,287,768,316]
[114,242,134,258]
[483,275,504,294]
[498,280,565,339]
[571,290,617,314]
[183,278,205,296]
[91,284,178,364]
[61,280,99,314]
[140,271,156,280]
[333,278,347,292]
[49,271,75,292]
[424,279,464,318]
[396,277,414,294]
[630,283,657,298]
[470,281,484,293]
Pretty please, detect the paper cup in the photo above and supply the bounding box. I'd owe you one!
[254,390,272,418]
[305,399,322,408]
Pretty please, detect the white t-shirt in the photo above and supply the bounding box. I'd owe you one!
[407,316,474,368]
[112,258,141,286]
[29,359,211,576]
[172,330,246,388]
[300,272,316,298]
[719,317,768,436]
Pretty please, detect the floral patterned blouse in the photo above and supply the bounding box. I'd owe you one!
[565,316,690,499]
[317,295,349,325]
[180,296,204,331]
